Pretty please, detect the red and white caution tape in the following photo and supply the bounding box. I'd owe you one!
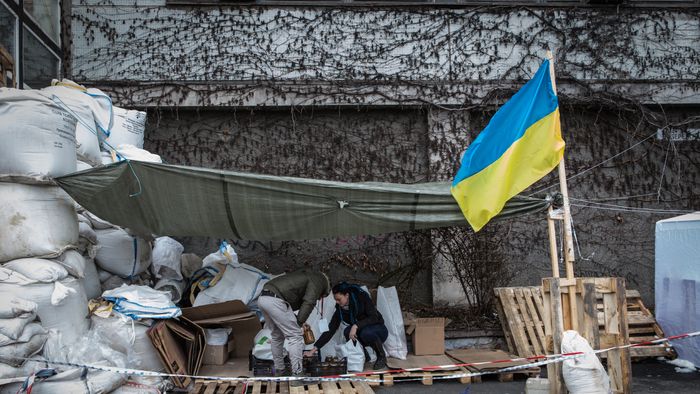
[2,330,698,386]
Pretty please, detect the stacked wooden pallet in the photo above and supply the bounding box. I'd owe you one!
[494,286,675,360]
[191,379,375,394]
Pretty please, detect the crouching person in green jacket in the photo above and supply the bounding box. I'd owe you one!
[257,269,330,384]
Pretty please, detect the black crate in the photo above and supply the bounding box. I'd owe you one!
[306,356,348,376]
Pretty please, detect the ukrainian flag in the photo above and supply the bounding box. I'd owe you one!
[451,59,565,231]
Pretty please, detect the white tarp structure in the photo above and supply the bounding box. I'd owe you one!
[655,212,700,367]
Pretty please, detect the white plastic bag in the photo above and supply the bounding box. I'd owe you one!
[561,330,611,394]
[0,88,77,180]
[0,183,78,263]
[151,237,184,280]
[339,339,365,372]
[376,286,407,359]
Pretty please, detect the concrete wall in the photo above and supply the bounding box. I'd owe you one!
[69,2,700,307]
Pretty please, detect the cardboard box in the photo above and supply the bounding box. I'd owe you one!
[182,300,262,358]
[147,316,205,388]
[202,334,236,365]
[406,317,445,356]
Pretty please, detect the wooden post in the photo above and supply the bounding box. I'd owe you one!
[547,278,566,394]
[547,205,560,278]
[546,50,578,331]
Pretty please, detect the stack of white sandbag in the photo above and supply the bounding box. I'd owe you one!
[0,87,125,390]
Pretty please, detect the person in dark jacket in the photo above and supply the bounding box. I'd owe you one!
[258,269,330,381]
[304,282,388,370]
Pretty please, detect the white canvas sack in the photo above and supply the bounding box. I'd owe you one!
[0,183,78,263]
[0,88,77,180]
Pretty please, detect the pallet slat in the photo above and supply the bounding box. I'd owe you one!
[192,379,375,394]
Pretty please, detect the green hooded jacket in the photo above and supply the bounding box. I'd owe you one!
[263,269,330,326]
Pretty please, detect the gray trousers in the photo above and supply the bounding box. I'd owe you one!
[257,295,304,374]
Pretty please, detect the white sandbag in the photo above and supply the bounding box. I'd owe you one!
[202,242,239,268]
[0,266,41,286]
[97,268,113,282]
[95,228,151,278]
[0,331,47,367]
[90,315,163,371]
[151,237,183,280]
[52,250,87,278]
[76,160,93,171]
[339,339,365,372]
[114,144,162,163]
[106,106,146,149]
[562,330,611,394]
[0,323,47,347]
[193,264,270,307]
[0,296,36,319]
[153,278,186,303]
[80,257,102,300]
[0,313,35,340]
[0,359,46,380]
[0,368,126,394]
[78,221,98,245]
[0,278,88,345]
[3,258,69,282]
[181,253,203,279]
[376,286,407,360]
[0,183,78,263]
[42,82,103,165]
[83,210,115,230]
[0,88,77,180]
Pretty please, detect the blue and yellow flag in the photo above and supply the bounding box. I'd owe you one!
[451,59,565,231]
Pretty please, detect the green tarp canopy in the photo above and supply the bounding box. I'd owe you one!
[55,161,550,240]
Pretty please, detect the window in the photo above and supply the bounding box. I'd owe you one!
[0,0,61,88]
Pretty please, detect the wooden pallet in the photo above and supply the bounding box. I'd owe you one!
[379,354,471,386]
[495,286,674,360]
[192,379,374,394]
[446,348,540,383]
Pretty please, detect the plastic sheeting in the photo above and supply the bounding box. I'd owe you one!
[55,161,550,241]
[655,212,700,367]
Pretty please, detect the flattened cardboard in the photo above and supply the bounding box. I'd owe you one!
[182,300,262,358]
[147,316,205,388]
[408,317,445,356]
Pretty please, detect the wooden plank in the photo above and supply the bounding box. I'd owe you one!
[307,383,321,394]
[523,288,547,354]
[505,288,533,356]
[265,381,276,394]
[615,278,632,394]
[514,288,541,355]
[321,381,340,394]
[338,380,354,393]
[494,288,517,354]
[279,381,290,394]
[203,382,217,394]
[193,381,204,394]
[289,384,304,394]
[382,374,394,386]
[581,281,601,351]
[251,381,263,394]
[352,380,375,394]
[497,373,514,382]
[421,372,433,385]
[232,382,245,394]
